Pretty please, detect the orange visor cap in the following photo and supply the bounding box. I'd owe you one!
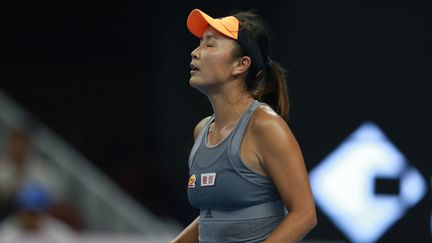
[187,9,239,40]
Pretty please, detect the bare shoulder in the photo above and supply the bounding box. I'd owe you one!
[249,104,299,152]
[250,105,303,168]
[250,105,290,137]
[193,116,212,141]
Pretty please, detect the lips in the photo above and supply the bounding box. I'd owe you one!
[190,63,199,72]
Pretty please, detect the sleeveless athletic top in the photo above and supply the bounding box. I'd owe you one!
[187,100,287,243]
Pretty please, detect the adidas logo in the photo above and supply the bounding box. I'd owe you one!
[204,209,213,218]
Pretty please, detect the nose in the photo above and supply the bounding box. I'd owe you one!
[191,46,200,59]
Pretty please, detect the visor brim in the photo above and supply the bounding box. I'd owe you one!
[187,9,238,39]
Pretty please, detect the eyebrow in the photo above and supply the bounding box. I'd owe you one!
[200,34,218,42]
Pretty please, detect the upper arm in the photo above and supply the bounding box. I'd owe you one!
[251,107,315,213]
[193,116,211,141]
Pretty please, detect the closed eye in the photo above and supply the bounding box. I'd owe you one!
[200,34,216,48]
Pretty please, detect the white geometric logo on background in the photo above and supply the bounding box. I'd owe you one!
[310,122,426,243]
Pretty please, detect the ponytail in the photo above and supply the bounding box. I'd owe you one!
[232,11,290,120]
[247,60,289,119]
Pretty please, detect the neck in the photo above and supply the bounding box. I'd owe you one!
[207,87,253,126]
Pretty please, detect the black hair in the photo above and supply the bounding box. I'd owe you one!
[231,10,289,119]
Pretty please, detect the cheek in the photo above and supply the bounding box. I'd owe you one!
[205,53,233,78]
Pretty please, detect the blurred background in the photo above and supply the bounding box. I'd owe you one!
[0,0,430,242]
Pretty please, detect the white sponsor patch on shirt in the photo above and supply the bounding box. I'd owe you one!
[201,173,216,187]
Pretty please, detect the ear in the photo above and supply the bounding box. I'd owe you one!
[232,56,252,76]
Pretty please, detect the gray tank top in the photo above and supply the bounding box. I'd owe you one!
[187,100,286,243]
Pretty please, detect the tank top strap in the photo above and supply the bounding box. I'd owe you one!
[229,100,262,158]
[188,116,214,168]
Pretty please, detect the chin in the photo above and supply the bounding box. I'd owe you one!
[189,79,211,95]
[189,77,199,87]
[189,76,204,88]
[189,81,203,92]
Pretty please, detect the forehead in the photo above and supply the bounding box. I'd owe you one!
[202,26,231,41]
